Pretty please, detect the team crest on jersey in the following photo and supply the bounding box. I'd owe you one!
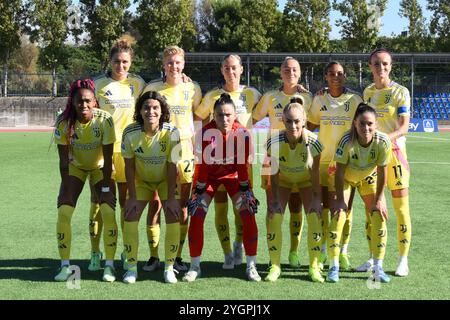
[370,149,376,159]
[93,126,100,138]
[183,90,189,102]
[301,152,306,162]
[129,85,134,95]
[344,102,350,112]
[240,93,247,103]
[159,141,167,152]
[385,94,391,104]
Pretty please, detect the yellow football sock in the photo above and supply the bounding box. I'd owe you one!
[57,205,74,260]
[146,224,160,258]
[393,196,411,257]
[320,208,330,250]
[365,210,374,254]
[306,213,322,269]
[123,221,139,266]
[100,203,118,261]
[177,222,188,258]
[370,211,387,260]
[289,212,303,254]
[340,208,353,247]
[233,207,243,244]
[267,213,283,267]
[165,222,180,267]
[89,202,102,253]
[327,212,346,262]
[215,202,232,254]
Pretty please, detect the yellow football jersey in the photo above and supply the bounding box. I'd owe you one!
[142,80,202,140]
[121,122,181,183]
[195,85,261,128]
[363,82,410,148]
[266,130,323,184]
[94,73,146,152]
[308,90,362,163]
[54,109,116,171]
[334,130,391,184]
[253,89,313,130]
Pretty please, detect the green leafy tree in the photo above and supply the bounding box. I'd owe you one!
[333,0,387,52]
[27,0,69,72]
[427,0,450,51]
[399,0,428,52]
[0,0,23,65]
[80,0,131,71]
[280,0,331,52]
[236,0,279,52]
[133,0,196,69]
[208,0,242,51]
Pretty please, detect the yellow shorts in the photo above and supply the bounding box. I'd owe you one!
[112,152,126,183]
[69,163,103,185]
[278,178,311,190]
[260,157,300,192]
[329,169,377,197]
[387,145,410,190]
[136,179,169,201]
[176,138,195,185]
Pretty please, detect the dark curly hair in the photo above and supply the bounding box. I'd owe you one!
[134,91,170,127]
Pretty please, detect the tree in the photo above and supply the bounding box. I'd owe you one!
[27,0,70,72]
[133,0,196,69]
[279,0,331,53]
[80,0,131,71]
[0,0,24,66]
[208,0,242,51]
[427,0,450,51]
[398,0,428,52]
[236,0,279,52]
[333,0,387,52]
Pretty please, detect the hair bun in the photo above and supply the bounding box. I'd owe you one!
[290,97,304,105]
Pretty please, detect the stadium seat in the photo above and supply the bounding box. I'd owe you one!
[443,114,449,120]
[436,114,442,120]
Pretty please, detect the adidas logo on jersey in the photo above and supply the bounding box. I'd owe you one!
[395,180,403,187]
[105,90,113,97]
[320,105,328,111]
[351,153,358,160]
[279,156,286,162]
[135,146,144,153]
[274,103,283,109]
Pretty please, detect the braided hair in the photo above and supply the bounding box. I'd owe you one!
[62,79,97,146]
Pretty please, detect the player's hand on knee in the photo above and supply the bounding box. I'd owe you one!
[237,182,260,214]
[100,190,116,209]
[165,198,181,221]
[268,200,282,218]
[124,198,138,220]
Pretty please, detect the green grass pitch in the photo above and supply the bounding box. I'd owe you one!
[0,131,449,300]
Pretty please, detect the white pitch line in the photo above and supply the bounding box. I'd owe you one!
[408,135,450,141]
[410,161,450,165]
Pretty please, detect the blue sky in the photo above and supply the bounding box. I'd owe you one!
[278,0,432,39]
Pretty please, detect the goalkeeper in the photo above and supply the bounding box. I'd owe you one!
[182,93,261,283]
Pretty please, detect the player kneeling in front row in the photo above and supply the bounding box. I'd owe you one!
[121,91,182,284]
[327,103,391,283]
[265,98,324,283]
[183,93,261,282]
[54,79,118,282]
